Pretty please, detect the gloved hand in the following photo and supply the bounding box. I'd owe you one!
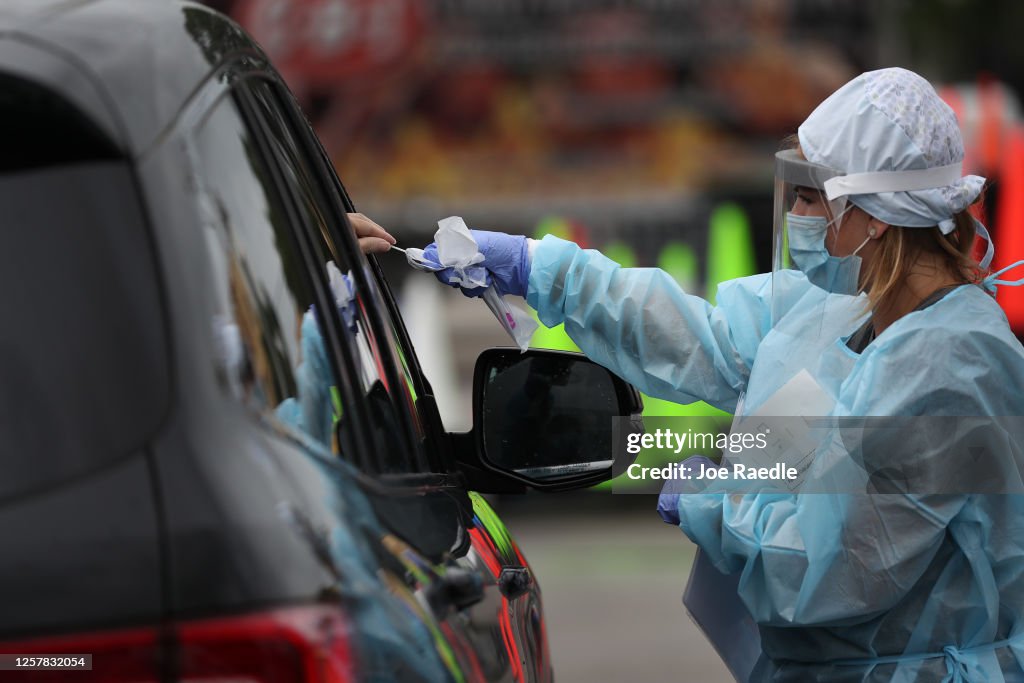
[656,456,719,525]
[423,230,531,298]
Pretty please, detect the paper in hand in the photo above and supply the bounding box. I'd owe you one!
[405,216,537,352]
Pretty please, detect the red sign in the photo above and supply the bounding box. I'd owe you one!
[236,0,428,85]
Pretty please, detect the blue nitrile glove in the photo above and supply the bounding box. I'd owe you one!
[657,456,718,525]
[423,230,531,298]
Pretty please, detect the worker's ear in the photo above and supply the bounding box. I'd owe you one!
[867,217,890,239]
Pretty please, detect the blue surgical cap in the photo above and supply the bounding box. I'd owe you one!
[798,68,986,233]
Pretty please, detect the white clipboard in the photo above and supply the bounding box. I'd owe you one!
[730,369,837,491]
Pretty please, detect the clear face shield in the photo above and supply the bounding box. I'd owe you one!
[771,148,971,325]
[771,149,850,325]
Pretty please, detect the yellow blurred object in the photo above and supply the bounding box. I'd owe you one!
[378,118,461,197]
[653,116,720,187]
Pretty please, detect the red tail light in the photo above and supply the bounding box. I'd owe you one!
[0,605,355,682]
[177,605,355,682]
[0,626,160,681]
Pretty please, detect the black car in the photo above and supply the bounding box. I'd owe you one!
[0,1,642,681]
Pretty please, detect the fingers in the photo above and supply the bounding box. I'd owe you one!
[348,213,396,254]
[358,236,394,254]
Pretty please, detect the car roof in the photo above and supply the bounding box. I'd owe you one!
[0,0,269,156]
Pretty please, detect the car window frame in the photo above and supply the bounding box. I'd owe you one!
[322,171,455,476]
[294,112,457,476]
[232,74,444,477]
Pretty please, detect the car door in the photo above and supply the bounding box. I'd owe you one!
[238,75,552,683]
[167,66,472,681]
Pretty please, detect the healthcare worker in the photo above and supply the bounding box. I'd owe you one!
[379,67,1024,681]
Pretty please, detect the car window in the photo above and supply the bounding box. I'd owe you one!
[242,83,445,473]
[0,76,168,502]
[188,93,347,454]
[237,79,431,474]
[366,253,443,459]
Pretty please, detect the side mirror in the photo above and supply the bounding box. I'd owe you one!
[459,348,643,492]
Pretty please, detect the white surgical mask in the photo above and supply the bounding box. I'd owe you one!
[787,211,870,295]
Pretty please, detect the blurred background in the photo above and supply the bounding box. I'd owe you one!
[205,1,1024,679]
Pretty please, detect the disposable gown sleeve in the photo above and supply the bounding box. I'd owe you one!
[526,235,773,412]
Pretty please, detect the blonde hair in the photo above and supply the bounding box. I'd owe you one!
[858,208,985,315]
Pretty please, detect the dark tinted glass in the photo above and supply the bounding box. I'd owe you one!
[244,81,426,474]
[190,95,337,450]
[0,163,169,501]
[481,353,618,478]
[0,74,119,172]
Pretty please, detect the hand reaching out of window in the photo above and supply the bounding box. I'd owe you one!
[348,213,396,254]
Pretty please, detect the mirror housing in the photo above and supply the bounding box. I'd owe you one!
[453,348,643,493]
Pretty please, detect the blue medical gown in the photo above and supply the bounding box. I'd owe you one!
[527,235,1024,681]
[275,309,335,449]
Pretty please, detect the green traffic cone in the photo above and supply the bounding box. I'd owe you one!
[603,241,638,268]
[533,215,573,242]
[658,241,698,293]
[705,202,756,305]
